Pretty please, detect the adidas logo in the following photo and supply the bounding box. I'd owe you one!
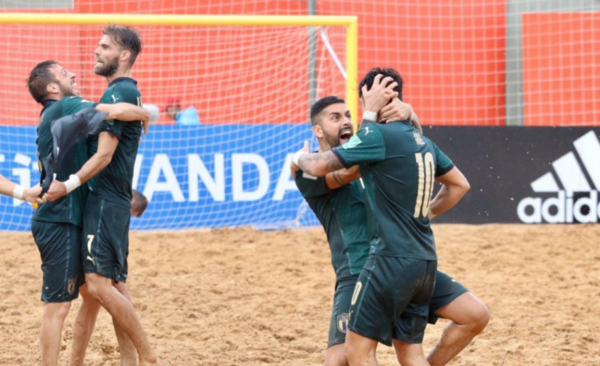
[517,131,600,223]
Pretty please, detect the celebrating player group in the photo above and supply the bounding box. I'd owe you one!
[3,24,160,366]
[0,20,489,366]
[292,68,489,366]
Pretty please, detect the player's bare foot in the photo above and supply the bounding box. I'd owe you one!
[139,358,161,366]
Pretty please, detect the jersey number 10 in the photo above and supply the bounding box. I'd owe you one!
[414,152,435,218]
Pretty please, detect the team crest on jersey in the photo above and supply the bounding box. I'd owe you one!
[67,278,77,294]
[337,313,349,333]
[342,134,362,149]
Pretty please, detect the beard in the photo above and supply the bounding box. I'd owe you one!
[59,83,77,98]
[323,133,341,149]
[94,55,119,77]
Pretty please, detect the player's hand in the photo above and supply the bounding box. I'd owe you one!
[46,180,68,202]
[22,185,44,204]
[141,112,150,135]
[291,141,310,175]
[290,158,299,178]
[380,98,412,123]
[361,74,398,114]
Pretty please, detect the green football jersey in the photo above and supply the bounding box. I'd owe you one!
[33,97,96,227]
[332,121,454,260]
[295,169,371,281]
[87,77,142,207]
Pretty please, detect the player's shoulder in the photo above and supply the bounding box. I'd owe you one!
[421,134,443,152]
[358,121,382,133]
[112,78,140,95]
[61,96,94,106]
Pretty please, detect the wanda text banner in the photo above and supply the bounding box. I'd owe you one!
[0,125,316,231]
[1,126,599,230]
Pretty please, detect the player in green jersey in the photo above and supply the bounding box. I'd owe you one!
[27,59,149,366]
[294,95,489,366]
[0,174,43,202]
[294,69,477,366]
[45,25,160,366]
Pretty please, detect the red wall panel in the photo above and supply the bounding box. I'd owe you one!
[522,13,600,126]
[1,1,506,126]
[319,1,507,126]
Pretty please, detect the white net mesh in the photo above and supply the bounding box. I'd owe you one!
[1,0,599,230]
[0,17,347,230]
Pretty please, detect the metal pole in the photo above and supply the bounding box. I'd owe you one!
[308,0,317,120]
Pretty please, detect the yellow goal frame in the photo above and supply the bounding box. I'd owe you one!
[0,13,358,125]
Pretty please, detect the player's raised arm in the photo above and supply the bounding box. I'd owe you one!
[294,147,345,177]
[95,102,150,135]
[0,174,44,203]
[379,98,423,133]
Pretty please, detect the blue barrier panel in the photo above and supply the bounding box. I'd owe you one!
[0,125,319,231]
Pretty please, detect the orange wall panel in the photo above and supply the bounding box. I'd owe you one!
[0,1,506,126]
[522,13,600,126]
[319,1,507,126]
[0,8,81,126]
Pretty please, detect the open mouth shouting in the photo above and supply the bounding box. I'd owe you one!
[339,126,353,144]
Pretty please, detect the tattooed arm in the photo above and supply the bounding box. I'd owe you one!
[296,150,345,177]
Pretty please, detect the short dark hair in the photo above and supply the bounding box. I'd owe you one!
[358,67,404,101]
[310,96,345,126]
[103,24,142,67]
[132,189,148,216]
[27,60,59,103]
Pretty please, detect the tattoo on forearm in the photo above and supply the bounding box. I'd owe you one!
[332,170,346,186]
[300,151,344,174]
[324,152,344,171]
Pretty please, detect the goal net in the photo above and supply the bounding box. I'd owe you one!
[2,0,599,230]
[0,13,354,230]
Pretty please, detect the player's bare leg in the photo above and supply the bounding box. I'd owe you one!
[40,301,72,366]
[345,330,379,366]
[324,344,349,366]
[69,283,137,366]
[393,340,430,366]
[85,273,159,365]
[69,284,101,366]
[113,281,138,366]
[427,293,490,366]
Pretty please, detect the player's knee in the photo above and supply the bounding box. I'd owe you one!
[345,334,374,364]
[324,344,348,366]
[394,341,426,366]
[43,301,72,320]
[471,302,490,333]
[84,277,111,304]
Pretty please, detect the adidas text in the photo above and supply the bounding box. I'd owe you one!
[517,191,599,223]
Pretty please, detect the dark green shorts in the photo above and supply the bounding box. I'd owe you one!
[428,270,469,324]
[31,220,83,303]
[327,276,358,348]
[348,255,437,346]
[82,194,130,282]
